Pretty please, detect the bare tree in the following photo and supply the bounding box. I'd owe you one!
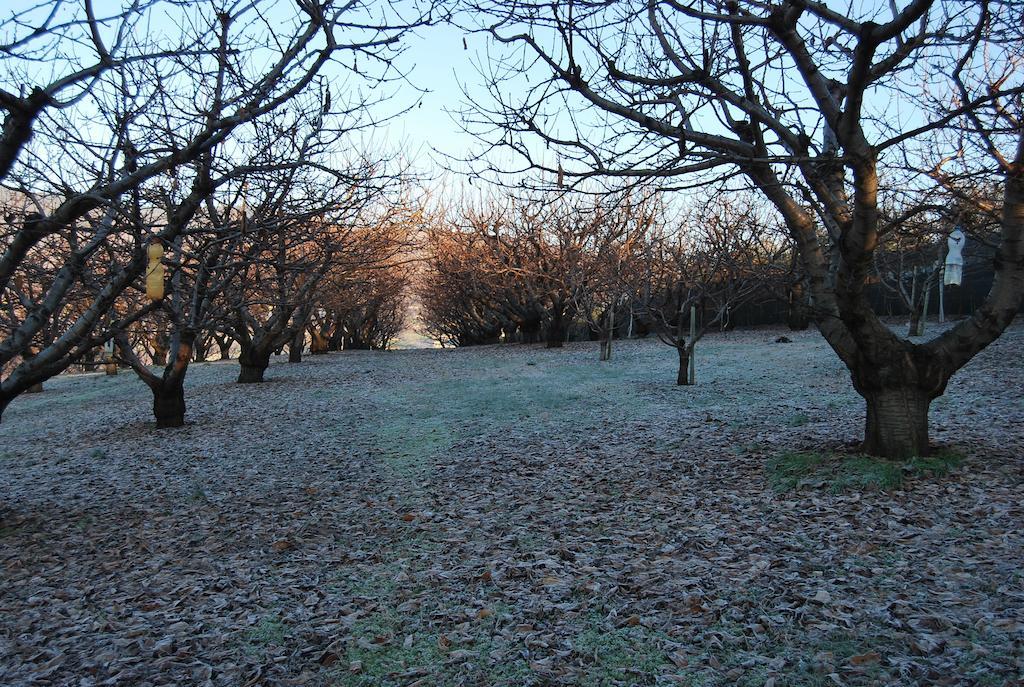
[0,0,438,421]
[461,0,1024,457]
[417,224,510,346]
[636,196,783,384]
[215,175,409,383]
[418,192,644,348]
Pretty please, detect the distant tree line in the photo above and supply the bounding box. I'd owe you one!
[416,190,796,383]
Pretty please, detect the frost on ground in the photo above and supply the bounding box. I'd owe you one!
[1,325,1022,686]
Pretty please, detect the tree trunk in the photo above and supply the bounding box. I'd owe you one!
[193,335,210,362]
[288,330,303,363]
[847,333,948,459]
[862,386,931,458]
[601,306,615,360]
[546,311,566,348]
[310,330,330,353]
[152,381,186,428]
[328,327,345,351]
[216,335,234,360]
[676,346,692,386]
[907,310,923,338]
[521,318,541,344]
[237,348,270,383]
[787,283,810,331]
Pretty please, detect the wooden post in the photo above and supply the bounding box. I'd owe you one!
[919,282,931,337]
[603,303,615,361]
[938,265,945,324]
[688,305,696,385]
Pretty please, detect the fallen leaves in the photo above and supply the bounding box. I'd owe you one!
[848,652,881,665]
[1,327,1022,685]
[812,589,833,604]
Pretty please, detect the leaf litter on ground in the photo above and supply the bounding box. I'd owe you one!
[1,323,1022,686]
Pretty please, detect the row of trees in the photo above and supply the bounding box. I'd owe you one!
[1,0,435,426]
[415,183,998,382]
[417,191,793,384]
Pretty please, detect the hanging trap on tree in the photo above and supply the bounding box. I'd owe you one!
[146,241,165,301]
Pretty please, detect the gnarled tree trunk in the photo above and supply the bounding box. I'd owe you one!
[288,330,303,363]
[238,347,270,383]
[844,332,951,458]
[152,380,186,428]
[861,386,931,458]
[124,330,195,429]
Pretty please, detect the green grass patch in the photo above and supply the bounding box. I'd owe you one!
[336,608,445,685]
[572,617,669,686]
[767,450,964,493]
[323,605,532,687]
[246,614,289,647]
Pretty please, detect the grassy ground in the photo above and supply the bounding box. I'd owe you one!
[1,324,1022,686]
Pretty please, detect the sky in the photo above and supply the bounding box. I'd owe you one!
[381,21,483,176]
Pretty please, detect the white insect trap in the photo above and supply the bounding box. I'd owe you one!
[944,227,965,286]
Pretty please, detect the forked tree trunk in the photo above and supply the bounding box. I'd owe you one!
[152,381,186,428]
[847,335,949,458]
[238,348,270,383]
[144,331,194,428]
[861,386,931,458]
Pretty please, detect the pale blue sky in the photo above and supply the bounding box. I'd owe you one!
[384,21,481,174]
